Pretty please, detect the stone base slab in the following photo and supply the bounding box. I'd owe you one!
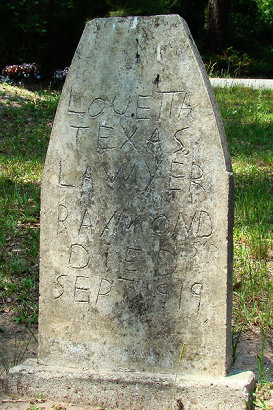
[8,359,255,409]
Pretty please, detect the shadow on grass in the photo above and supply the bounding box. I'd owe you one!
[225,122,272,160]
[0,89,58,163]
[0,176,40,324]
[214,86,273,159]
[0,177,40,269]
[234,173,272,220]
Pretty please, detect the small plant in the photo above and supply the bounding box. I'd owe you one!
[256,338,267,384]
[52,67,69,82]
[253,386,273,409]
[26,405,45,410]
[169,343,187,410]
[0,326,37,374]
[1,63,41,83]
[204,47,254,78]
[232,328,242,365]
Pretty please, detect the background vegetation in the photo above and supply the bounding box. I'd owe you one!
[0,0,273,78]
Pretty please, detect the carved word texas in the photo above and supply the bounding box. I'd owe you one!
[52,88,216,313]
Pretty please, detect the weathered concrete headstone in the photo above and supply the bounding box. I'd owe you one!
[8,15,255,409]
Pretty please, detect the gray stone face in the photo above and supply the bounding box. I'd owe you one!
[38,15,234,376]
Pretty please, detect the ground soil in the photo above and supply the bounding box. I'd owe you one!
[0,312,272,409]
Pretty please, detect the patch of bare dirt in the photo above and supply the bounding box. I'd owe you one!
[234,330,273,380]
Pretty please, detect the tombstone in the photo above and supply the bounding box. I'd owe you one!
[8,15,255,409]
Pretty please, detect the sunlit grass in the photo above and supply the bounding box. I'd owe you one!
[215,87,272,339]
[0,83,59,324]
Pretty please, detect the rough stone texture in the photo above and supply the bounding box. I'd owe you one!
[8,14,255,408]
[8,359,255,409]
[38,14,233,376]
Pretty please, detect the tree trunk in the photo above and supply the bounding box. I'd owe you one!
[207,0,229,51]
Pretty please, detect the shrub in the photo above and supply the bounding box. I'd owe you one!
[1,63,41,82]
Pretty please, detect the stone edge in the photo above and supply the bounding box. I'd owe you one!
[7,359,256,409]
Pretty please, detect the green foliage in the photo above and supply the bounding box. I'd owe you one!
[255,0,273,26]
[112,0,273,78]
[231,328,242,364]
[0,0,272,78]
[107,0,178,16]
[204,47,255,78]
[0,0,272,77]
[0,0,109,71]
[224,0,273,77]
[253,332,273,408]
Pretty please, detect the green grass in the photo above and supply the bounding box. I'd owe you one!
[215,87,272,398]
[0,326,37,374]
[0,84,272,390]
[0,83,59,324]
[215,87,272,338]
